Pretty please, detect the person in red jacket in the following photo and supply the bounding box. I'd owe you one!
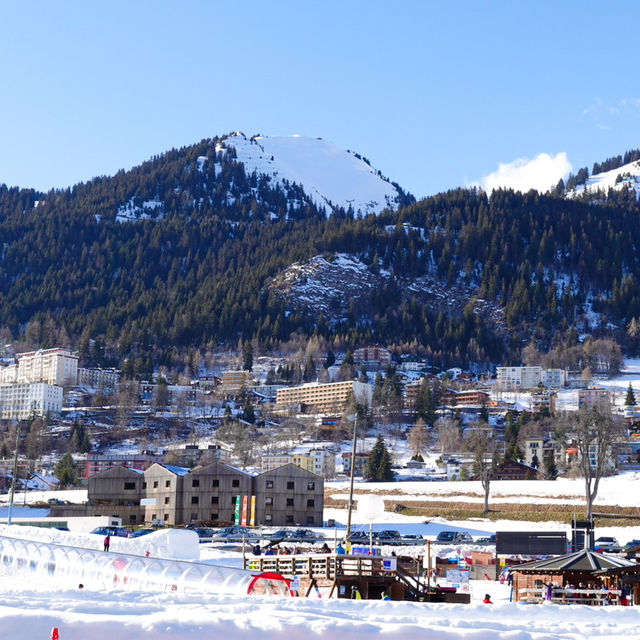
[483,593,493,604]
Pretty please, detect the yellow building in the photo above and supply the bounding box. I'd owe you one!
[275,380,372,413]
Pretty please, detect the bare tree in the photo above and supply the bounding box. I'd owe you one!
[464,424,500,515]
[408,419,429,459]
[562,404,625,520]
[436,418,463,453]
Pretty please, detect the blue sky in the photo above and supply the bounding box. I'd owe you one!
[1,1,639,199]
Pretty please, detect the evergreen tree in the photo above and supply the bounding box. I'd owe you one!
[242,341,253,372]
[324,350,335,369]
[625,383,636,406]
[543,450,558,480]
[365,434,394,481]
[54,452,77,487]
[243,396,255,424]
[531,451,540,469]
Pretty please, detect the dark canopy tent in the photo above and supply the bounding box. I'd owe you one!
[511,549,637,603]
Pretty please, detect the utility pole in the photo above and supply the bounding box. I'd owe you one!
[7,422,21,526]
[345,415,357,542]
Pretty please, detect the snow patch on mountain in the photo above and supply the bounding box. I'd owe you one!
[116,198,164,223]
[218,133,403,216]
[569,159,640,200]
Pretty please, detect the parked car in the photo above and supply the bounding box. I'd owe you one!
[435,530,473,544]
[374,530,403,545]
[192,527,215,543]
[475,534,497,545]
[265,528,320,544]
[594,536,622,553]
[401,534,424,544]
[345,530,370,544]
[129,528,155,538]
[90,526,133,538]
[210,526,259,542]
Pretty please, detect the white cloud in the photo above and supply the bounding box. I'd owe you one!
[479,152,572,194]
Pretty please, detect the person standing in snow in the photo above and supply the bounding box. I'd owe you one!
[103,535,110,552]
[483,594,493,604]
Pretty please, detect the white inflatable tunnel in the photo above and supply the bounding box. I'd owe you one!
[0,533,290,597]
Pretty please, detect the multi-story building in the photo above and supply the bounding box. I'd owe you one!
[0,381,63,419]
[276,380,372,414]
[142,464,189,526]
[254,464,324,527]
[221,370,253,395]
[442,389,491,406]
[353,346,392,369]
[84,452,163,479]
[496,366,542,389]
[341,451,370,477]
[181,461,254,525]
[541,368,567,389]
[16,348,78,386]
[86,466,145,525]
[578,386,611,409]
[77,367,120,390]
[531,390,557,415]
[0,364,17,384]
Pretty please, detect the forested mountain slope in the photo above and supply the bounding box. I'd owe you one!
[1,137,639,373]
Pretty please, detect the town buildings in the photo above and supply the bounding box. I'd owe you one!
[86,460,324,527]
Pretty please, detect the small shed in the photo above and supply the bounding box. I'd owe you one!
[512,549,636,604]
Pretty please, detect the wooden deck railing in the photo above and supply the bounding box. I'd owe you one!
[518,588,625,605]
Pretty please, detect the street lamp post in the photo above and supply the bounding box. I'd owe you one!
[346,415,357,542]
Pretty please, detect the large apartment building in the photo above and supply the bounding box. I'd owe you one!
[496,366,542,389]
[87,461,324,527]
[276,380,373,413]
[0,381,63,419]
[17,348,78,386]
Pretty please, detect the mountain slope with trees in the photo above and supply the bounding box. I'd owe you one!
[1,139,639,372]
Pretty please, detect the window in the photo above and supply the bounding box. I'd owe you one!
[212,479,219,488]
[231,496,237,505]
[152,513,157,521]
[307,499,315,508]
[211,496,219,504]
[124,482,135,490]
[129,515,137,523]
[232,479,240,488]
[211,513,218,520]
[265,514,272,522]
[142,482,147,490]
[306,516,314,525]
[266,480,274,489]
[287,481,294,490]
[192,479,200,488]
[163,513,169,521]
[286,498,294,507]
[165,480,171,488]
[164,497,170,505]
[285,515,294,524]
[307,481,315,491]
[191,496,199,505]
[153,481,158,489]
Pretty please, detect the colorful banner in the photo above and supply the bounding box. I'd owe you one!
[250,495,256,526]
[241,495,248,526]
[234,496,241,525]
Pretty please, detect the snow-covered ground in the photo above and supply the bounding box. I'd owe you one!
[219,133,402,216]
[3,474,640,638]
[569,158,640,200]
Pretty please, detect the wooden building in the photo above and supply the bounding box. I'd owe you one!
[254,464,323,527]
[86,466,145,525]
[182,461,253,525]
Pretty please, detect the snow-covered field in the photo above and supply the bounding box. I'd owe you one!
[2,473,640,639]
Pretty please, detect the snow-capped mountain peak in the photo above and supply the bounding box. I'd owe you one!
[216,132,403,216]
[569,159,640,200]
